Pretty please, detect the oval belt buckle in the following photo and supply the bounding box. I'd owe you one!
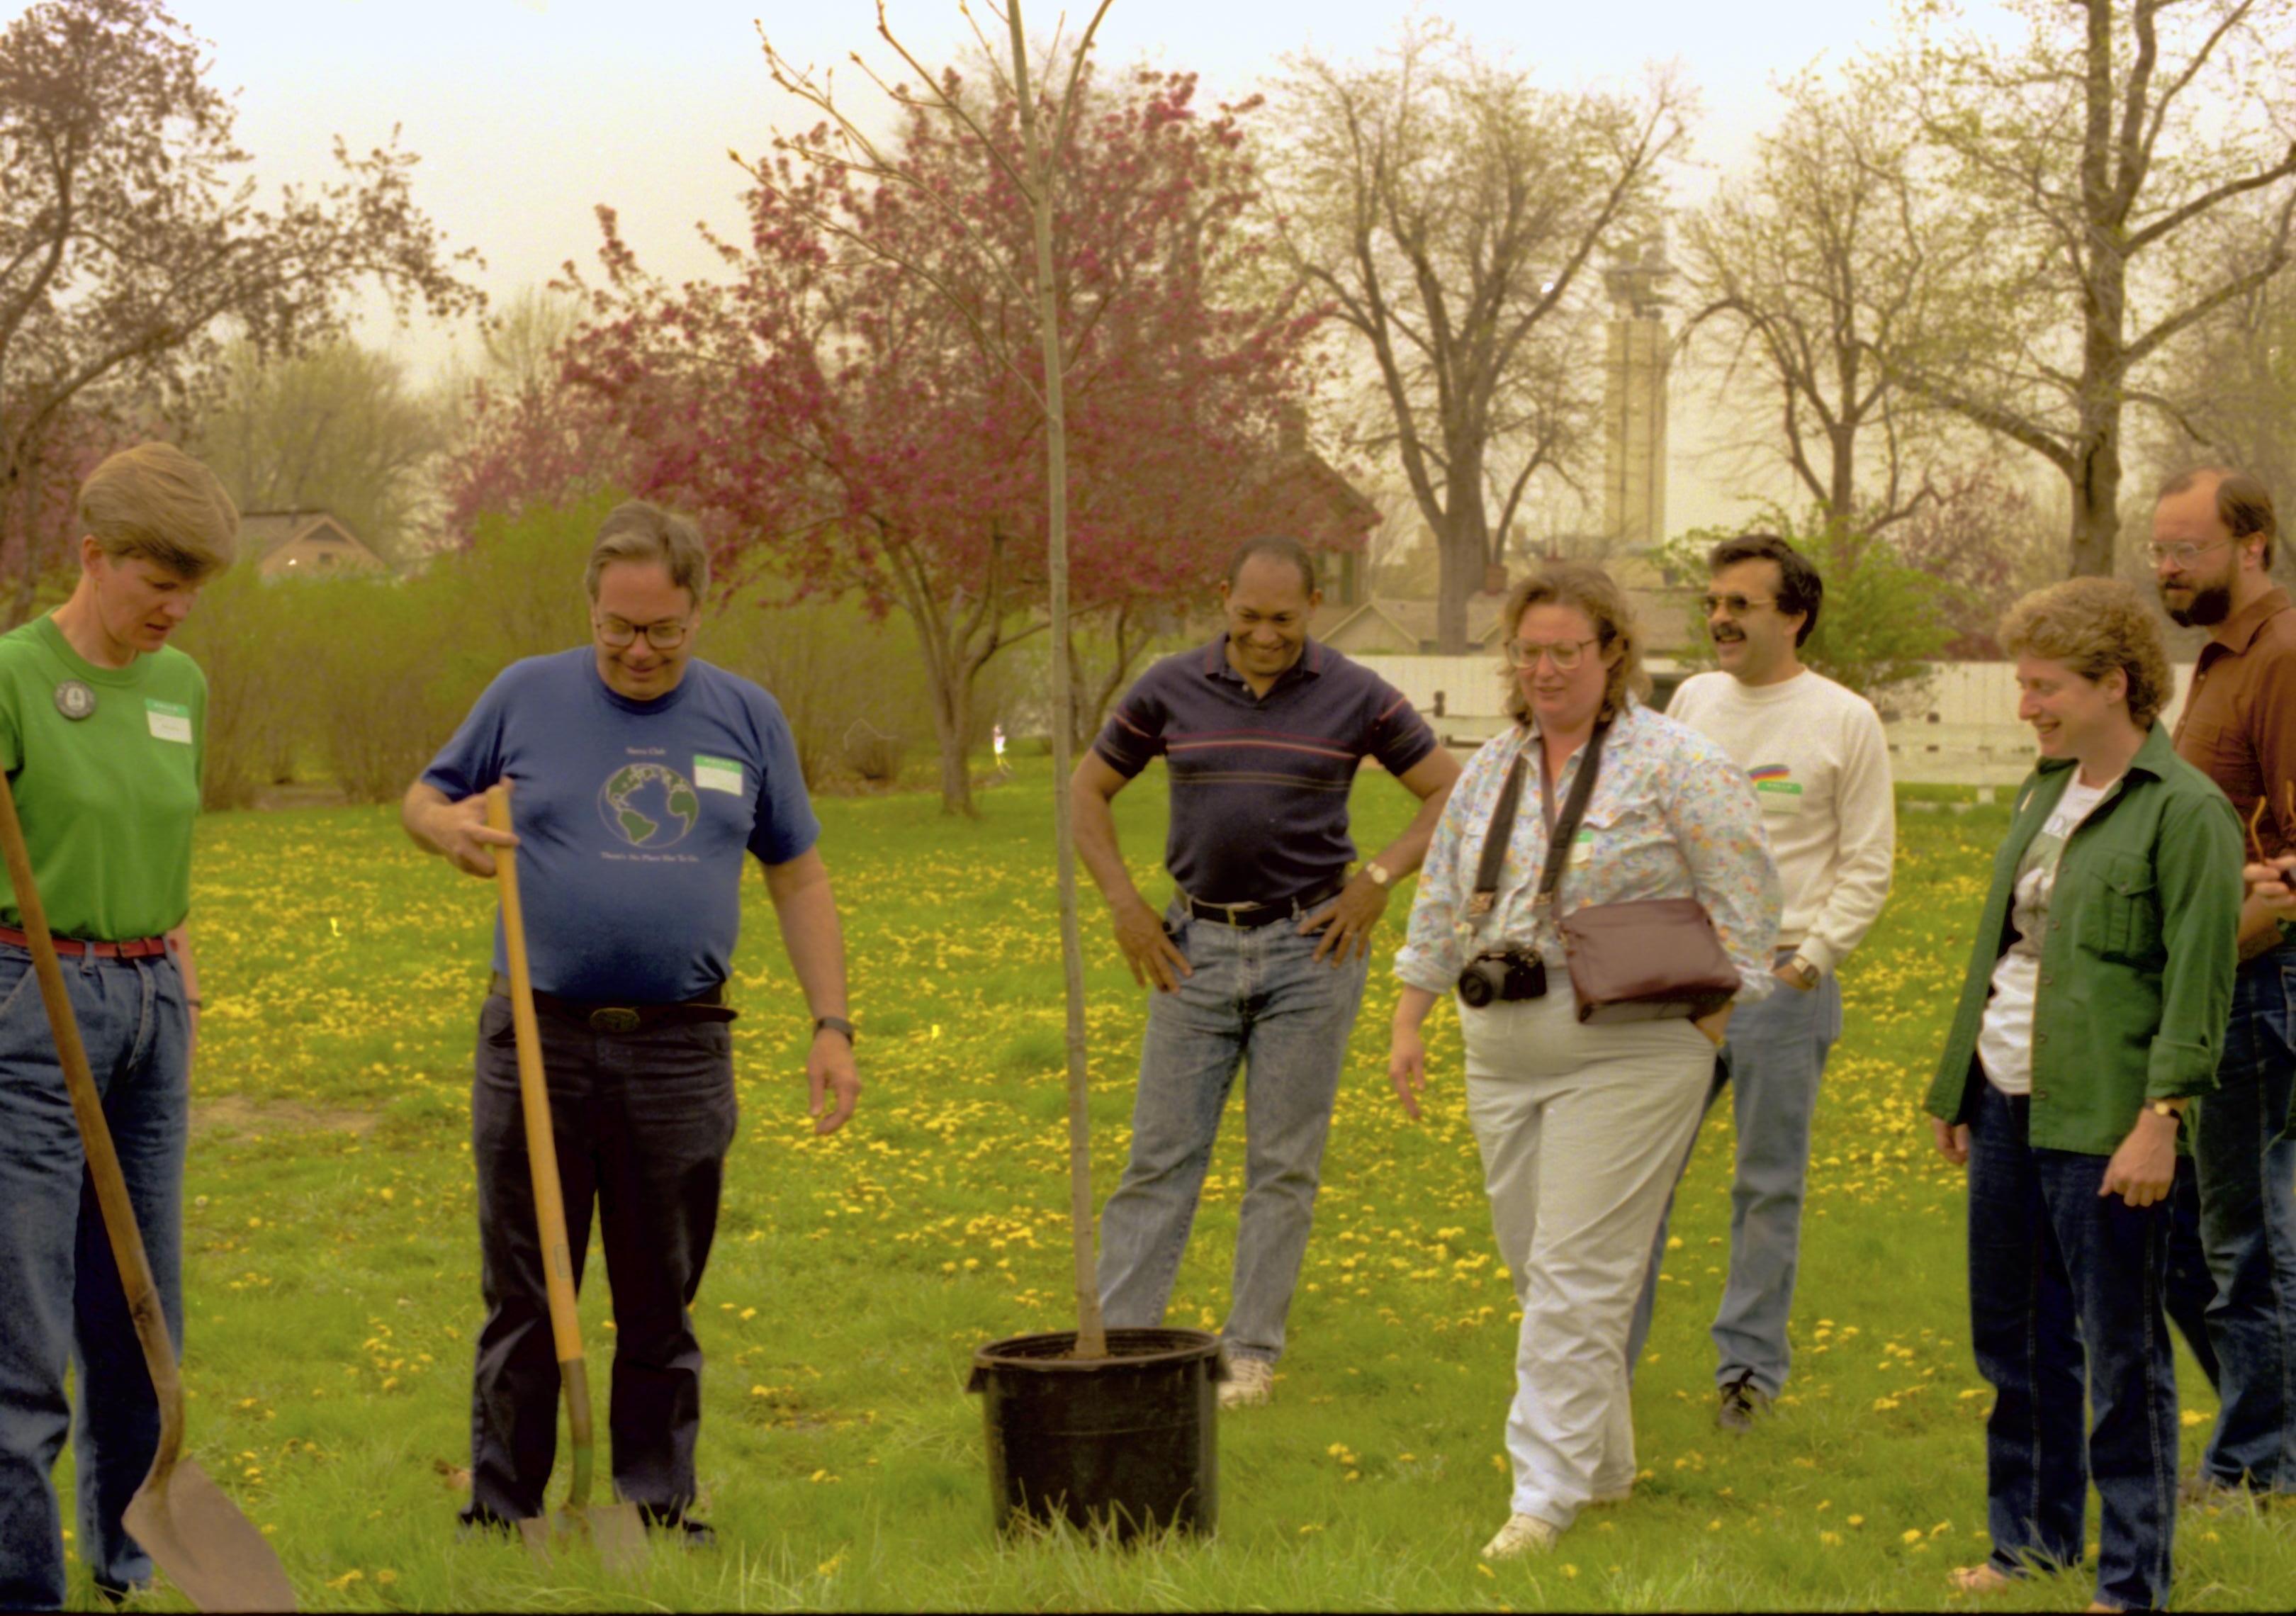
[589,1007,642,1033]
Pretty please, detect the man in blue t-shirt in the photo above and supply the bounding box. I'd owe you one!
[403,500,857,1544]
[1073,536,1459,1408]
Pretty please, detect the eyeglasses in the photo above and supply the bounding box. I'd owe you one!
[1504,636,1599,670]
[594,615,694,650]
[1699,593,1778,617]
[2145,537,2232,569]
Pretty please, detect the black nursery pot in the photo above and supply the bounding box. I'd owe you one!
[967,1328,1225,1540]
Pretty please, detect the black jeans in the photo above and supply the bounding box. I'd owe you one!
[461,995,738,1527]
[1967,1082,2176,1613]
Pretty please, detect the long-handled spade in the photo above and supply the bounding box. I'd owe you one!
[483,785,648,1571]
[0,772,296,1612]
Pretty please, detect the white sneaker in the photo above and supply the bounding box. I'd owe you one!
[1480,1513,1560,1559]
[1218,1357,1274,1409]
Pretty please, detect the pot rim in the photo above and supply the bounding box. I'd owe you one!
[970,1326,1222,1375]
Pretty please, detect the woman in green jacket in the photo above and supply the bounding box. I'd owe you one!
[1926,577,2241,1614]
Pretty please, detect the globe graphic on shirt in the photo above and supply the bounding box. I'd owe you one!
[597,763,700,849]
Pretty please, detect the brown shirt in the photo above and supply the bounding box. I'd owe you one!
[2173,587,2296,860]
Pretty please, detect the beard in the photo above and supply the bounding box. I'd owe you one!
[2163,578,2234,627]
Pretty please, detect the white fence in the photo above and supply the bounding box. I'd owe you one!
[1351,656,2203,787]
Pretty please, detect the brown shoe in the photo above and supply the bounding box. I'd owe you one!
[1947,1564,2018,1595]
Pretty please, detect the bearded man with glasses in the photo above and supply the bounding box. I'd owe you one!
[400,500,858,1544]
[1624,532,1896,1435]
[2154,466,2296,1507]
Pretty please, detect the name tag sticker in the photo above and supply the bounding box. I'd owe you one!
[145,700,192,744]
[694,753,743,795]
[1750,765,1803,815]
[1568,827,1596,866]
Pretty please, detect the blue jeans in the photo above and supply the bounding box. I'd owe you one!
[462,996,738,1528]
[1968,1083,2176,1614]
[1096,904,1368,1363]
[0,946,190,1610]
[2182,950,2296,1490]
[1626,959,1840,1396]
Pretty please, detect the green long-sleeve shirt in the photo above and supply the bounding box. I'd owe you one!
[1926,723,2242,1156]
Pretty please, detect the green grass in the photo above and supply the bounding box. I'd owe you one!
[53,759,2295,1610]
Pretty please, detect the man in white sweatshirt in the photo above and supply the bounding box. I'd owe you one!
[1625,532,1896,1430]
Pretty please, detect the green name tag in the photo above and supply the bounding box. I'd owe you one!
[694,753,743,795]
[145,699,192,744]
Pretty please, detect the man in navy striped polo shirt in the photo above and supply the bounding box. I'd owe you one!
[1074,536,1459,1407]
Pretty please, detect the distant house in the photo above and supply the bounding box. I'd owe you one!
[237,510,388,579]
[1311,595,1512,656]
[1310,551,1704,661]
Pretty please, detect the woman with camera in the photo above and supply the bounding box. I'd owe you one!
[1388,563,1779,1561]
[1926,578,2240,1615]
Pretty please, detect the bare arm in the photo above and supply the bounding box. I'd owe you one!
[1300,745,1464,965]
[1071,751,1191,991]
[400,779,517,878]
[1385,982,1444,1119]
[1367,747,1464,877]
[762,846,858,1135]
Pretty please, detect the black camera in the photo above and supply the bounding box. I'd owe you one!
[1456,948,1547,1007]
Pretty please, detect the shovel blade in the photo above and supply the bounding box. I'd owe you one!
[122,1459,296,1612]
[587,1501,649,1573]
[517,1503,650,1574]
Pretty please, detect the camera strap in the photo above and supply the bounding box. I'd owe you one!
[1467,720,1610,921]
[1535,721,1610,914]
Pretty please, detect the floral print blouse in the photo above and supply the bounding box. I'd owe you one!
[1394,699,1783,1000]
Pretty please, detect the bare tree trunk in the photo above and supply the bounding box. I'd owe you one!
[1008,0,1108,1360]
[2069,405,2125,579]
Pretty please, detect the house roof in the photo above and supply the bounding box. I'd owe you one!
[237,509,384,568]
[1310,594,1512,649]
[1309,571,1706,656]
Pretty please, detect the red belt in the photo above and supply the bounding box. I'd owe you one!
[0,925,168,959]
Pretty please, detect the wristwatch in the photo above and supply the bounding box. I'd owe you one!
[1365,861,1393,889]
[1786,958,1820,989]
[814,1015,855,1044]
[2149,1099,2182,1120]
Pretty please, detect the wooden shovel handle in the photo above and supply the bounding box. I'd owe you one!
[483,787,598,1508]
[0,768,187,1483]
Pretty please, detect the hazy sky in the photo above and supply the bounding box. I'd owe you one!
[83,0,1930,529]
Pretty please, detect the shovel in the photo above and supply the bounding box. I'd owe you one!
[0,772,296,1611]
[483,785,648,1571]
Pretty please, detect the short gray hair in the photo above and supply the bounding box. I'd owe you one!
[79,442,240,580]
[585,500,710,604]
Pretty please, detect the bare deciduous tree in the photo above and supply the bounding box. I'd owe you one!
[1268,23,1685,650]
[1874,0,2296,577]
[1680,66,1948,533]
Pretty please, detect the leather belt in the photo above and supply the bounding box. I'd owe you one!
[0,925,168,960]
[1180,880,1346,929]
[487,973,736,1033]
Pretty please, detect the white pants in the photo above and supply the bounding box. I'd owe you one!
[1462,990,1713,1528]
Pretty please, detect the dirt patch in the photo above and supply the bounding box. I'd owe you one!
[193,1095,376,1137]
[249,781,353,812]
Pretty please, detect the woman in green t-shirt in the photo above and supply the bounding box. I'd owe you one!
[0,443,237,1609]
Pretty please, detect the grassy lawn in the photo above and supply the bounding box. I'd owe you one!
[55,760,2293,1610]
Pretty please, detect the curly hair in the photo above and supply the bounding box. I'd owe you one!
[1499,563,1650,726]
[1998,576,2173,730]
